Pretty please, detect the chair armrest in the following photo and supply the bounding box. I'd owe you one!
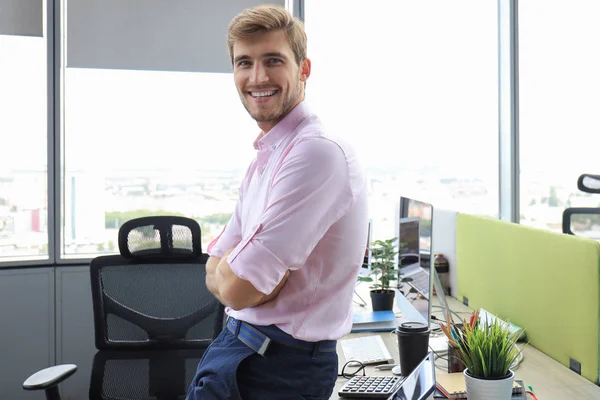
[23,364,77,390]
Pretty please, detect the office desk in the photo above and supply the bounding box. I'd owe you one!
[17,294,600,400]
[332,296,600,400]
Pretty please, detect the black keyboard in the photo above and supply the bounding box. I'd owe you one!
[338,376,403,398]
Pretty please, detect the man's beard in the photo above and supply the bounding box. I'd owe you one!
[240,81,302,124]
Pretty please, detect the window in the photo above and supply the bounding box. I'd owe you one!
[305,1,499,239]
[60,1,280,258]
[61,70,258,257]
[0,2,48,262]
[519,0,600,237]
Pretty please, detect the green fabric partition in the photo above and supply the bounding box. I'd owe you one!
[456,213,600,384]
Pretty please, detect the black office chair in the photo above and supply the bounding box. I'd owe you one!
[562,174,600,236]
[23,216,224,400]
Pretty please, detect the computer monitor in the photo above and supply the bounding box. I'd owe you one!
[400,197,433,256]
[395,196,434,327]
[398,217,420,270]
[358,219,373,277]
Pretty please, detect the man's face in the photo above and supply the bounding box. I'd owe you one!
[232,30,310,132]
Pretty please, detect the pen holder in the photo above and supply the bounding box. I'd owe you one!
[447,344,466,373]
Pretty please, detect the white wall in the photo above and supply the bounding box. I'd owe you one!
[432,208,458,297]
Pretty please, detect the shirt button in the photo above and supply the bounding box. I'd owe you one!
[271,145,276,150]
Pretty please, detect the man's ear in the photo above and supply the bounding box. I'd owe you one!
[300,58,311,82]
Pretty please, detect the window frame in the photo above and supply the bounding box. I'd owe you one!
[2,0,526,267]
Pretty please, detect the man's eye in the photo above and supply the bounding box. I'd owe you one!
[237,61,251,67]
[268,58,283,64]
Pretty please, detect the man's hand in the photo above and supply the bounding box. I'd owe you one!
[205,255,221,297]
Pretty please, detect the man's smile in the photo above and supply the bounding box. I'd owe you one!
[249,90,279,98]
[248,89,279,102]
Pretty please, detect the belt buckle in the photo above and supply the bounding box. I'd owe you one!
[257,336,271,356]
[230,317,271,356]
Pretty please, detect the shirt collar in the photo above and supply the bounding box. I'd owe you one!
[253,101,312,150]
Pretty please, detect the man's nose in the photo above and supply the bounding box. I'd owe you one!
[250,64,268,85]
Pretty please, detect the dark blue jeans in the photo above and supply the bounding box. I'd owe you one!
[186,325,338,400]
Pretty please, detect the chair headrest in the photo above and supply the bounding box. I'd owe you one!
[118,216,202,259]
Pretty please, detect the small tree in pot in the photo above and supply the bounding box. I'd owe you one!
[358,237,400,311]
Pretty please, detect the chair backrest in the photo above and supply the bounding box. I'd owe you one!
[563,173,600,236]
[90,216,224,351]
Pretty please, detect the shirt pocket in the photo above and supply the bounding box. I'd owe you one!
[227,223,262,263]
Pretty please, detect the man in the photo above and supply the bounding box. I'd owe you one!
[187,5,368,400]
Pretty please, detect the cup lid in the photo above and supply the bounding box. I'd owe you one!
[398,321,429,333]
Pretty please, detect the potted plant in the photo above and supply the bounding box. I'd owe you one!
[358,237,399,311]
[441,311,525,400]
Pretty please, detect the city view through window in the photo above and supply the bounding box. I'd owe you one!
[1,1,600,263]
[0,34,48,260]
[518,0,600,239]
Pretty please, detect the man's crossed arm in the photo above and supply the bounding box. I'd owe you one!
[205,249,290,311]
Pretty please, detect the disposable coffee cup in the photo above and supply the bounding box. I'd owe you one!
[396,321,430,376]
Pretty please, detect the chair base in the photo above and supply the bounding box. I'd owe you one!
[45,386,60,400]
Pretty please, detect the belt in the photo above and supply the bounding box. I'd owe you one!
[226,317,337,356]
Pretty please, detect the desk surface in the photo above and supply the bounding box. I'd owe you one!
[17,292,600,400]
[333,295,600,400]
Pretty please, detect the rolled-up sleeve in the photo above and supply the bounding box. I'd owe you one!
[207,213,241,258]
[227,137,354,295]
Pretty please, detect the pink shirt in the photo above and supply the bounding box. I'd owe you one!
[208,102,368,341]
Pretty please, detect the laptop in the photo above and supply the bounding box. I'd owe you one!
[398,217,430,299]
[395,196,450,354]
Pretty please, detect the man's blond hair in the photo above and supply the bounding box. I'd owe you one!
[227,4,307,66]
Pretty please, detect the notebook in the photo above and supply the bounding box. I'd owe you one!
[433,382,527,399]
[351,310,396,333]
[435,373,523,399]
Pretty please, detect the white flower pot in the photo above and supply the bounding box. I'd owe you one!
[464,369,515,400]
